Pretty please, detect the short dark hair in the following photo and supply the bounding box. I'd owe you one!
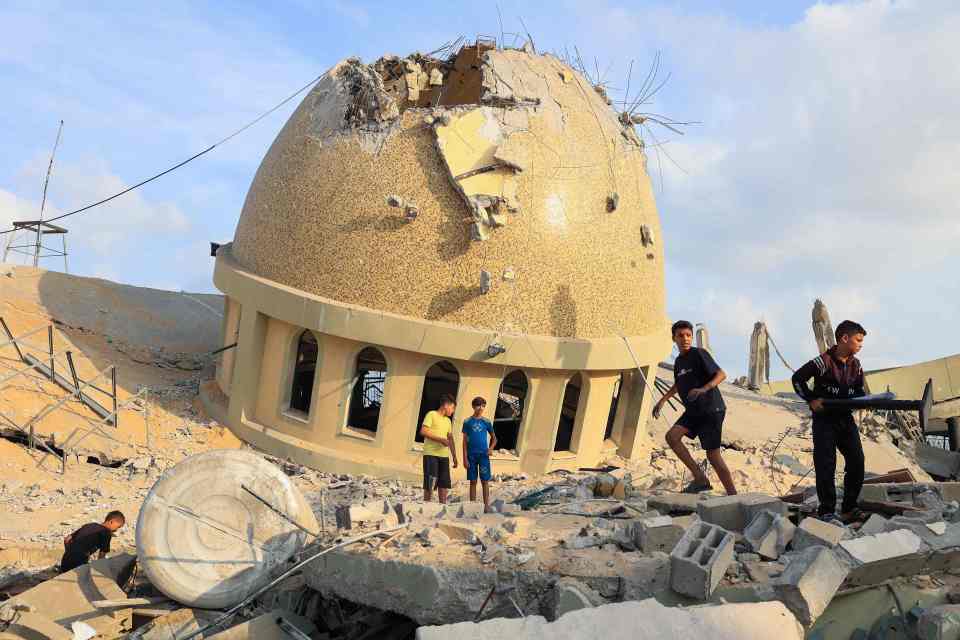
[835,320,867,342]
[671,320,694,336]
[105,510,125,523]
[438,394,456,407]
[472,396,486,408]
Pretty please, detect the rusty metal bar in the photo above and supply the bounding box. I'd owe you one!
[21,364,114,432]
[0,317,29,362]
[48,325,54,381]
[0,321,46,355]
[111,367,118,428]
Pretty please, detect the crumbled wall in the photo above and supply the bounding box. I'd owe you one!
[231,43,666,340]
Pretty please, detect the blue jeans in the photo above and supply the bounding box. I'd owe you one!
[466,452,492,482]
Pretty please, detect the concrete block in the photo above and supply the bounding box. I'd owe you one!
[697,493,787,532]
[858,483,916,504]
[839,529,928,587]
[792,517,845,551]
[744,511,795,560]
[918,605,960,640]
[416,598,805,640]
[773,546,848,627]
[669,521,735,599]
[632,516,687,554]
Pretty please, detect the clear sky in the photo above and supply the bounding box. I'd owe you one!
[2,1,958,379]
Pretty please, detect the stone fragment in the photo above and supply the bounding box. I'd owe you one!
[773,546,848,627]
[669,521,735,600]
[429,68,444,86]
[859,513,888,536]
[593,474,617,498]
[490,499,521,515]
[648,493,701,515]
[917,444,960,480]
[744,511,795,560]
[418,526,451,546]
[632,516,686,554]
[437,523,480,544]
[551,579,603,620]
[792,517,846,551]
[928,522,948,535]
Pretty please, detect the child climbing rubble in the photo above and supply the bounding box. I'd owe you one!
[462,396,497,512]
[420,394,459,504]
[791,320,868,524]
[59,510,125,573]
[654,320,737,495]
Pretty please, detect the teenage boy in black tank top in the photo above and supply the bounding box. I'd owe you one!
[654,320,737,495]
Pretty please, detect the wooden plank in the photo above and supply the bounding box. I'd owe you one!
[863,469,916,484]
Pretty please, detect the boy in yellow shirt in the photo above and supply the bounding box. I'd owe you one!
[420,394,459,503]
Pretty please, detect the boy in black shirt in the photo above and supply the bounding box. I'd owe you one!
[59,510,125,573]
[791,320,867,523]
[654,320,737,495]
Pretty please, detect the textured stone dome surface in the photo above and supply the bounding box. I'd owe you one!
[232,45,666,339]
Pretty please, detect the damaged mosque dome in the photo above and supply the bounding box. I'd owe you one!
[201,40,672,480]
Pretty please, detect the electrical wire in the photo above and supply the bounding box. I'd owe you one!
[0,69,330,236]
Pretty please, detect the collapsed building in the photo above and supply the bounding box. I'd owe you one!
[200,41,671,480]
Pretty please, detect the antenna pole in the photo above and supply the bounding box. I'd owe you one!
[35,120,64,267]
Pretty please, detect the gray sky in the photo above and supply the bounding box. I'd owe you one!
[2,1,957,378]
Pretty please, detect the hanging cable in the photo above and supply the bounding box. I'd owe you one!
[0,69,329,236]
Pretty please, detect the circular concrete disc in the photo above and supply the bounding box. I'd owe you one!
[136,449,317,609]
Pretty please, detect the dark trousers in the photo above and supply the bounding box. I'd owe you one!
[812,414,865,515]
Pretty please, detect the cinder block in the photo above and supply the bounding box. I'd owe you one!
[792,517,845,551]
[858,483,916,504]
[744,511,795,560]
[632,515,688,553]
[697,493,787,532]
[669,520,735,599]
[773,546,849,626]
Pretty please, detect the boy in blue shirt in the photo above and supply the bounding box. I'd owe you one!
[462,396,497,512]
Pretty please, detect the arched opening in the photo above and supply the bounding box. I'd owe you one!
[494,370,528,452]
[554,373,582,452]
[415,360,460,443]
[289,331,318,415]
[604,373,625,441]
[346,347,387,435]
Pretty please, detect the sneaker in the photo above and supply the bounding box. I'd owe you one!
[819,513,845,526]
[682,479,713,494]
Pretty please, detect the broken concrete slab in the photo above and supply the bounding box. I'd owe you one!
[132,607,225,640]
[838,529,928,587]
[648,492,703,515]
[744,511,795,560]
[917,444,960,479]
[773,546,848,627]
[670,521,735,600]
[792,517,846,551]
[416,598,804,640]
[697,493,787,532]
[2,554,136,637]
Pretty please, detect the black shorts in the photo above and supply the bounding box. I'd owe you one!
[423,455,452,490]
[676,410,725,451]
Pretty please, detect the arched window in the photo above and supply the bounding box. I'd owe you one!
[415,361,460,443]
[554,373,582,452]
[289,331,318,415]
[494,370,528,452]
[347,347,387,434]
[604,373,625,441]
